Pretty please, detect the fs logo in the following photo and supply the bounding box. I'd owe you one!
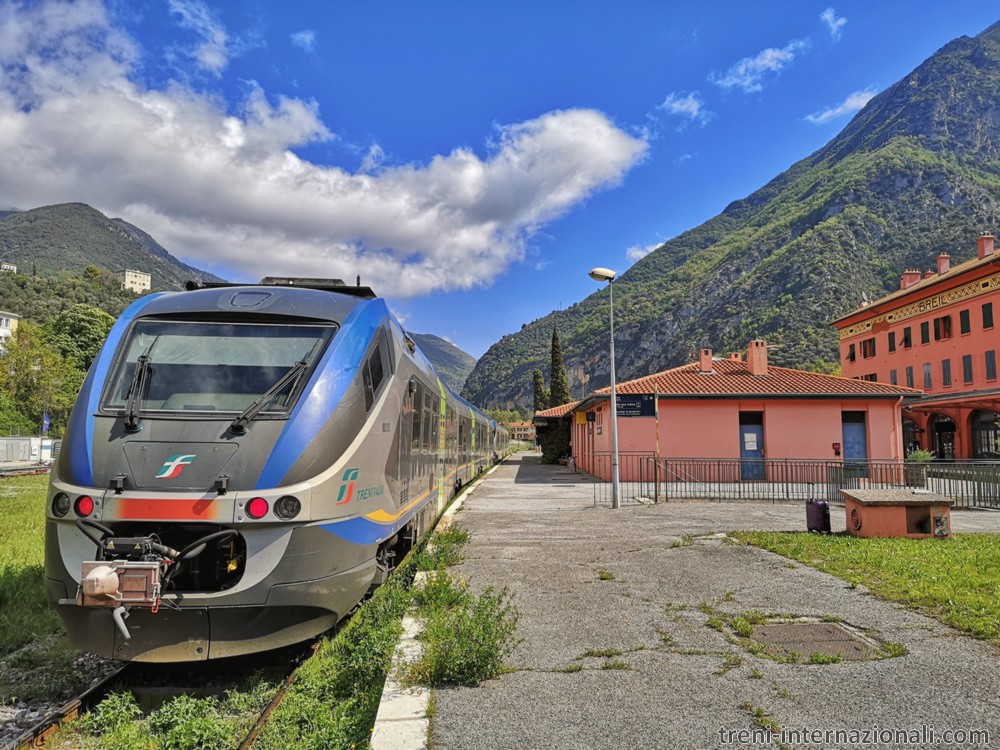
[156,454,197,479]
[337,468,359,505]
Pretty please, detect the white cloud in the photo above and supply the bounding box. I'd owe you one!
[168,0,229,74]
[804,89,876,124]
[820,8,847,40]
[290,29,316,53]
[709,39,809,93]
[658,91,713,124]
[626,242,660,262]
[0,1,647,298]
[359,143,385,173]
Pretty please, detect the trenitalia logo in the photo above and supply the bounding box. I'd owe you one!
[337,468,359,505]
[156,454,197,479]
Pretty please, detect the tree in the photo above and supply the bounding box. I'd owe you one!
[0,322,84,437]
[45,303,116,370]
[532,369,549,412]
[549,326,572,407]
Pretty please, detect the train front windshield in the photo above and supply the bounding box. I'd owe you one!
[103,320,336,416]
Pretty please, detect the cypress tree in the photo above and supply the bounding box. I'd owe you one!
[532,369,549,412]
[549,326,572,407]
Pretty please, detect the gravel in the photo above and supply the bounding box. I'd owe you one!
[431,452,1000,750]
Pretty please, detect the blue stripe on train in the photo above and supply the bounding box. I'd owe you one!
[318,516,399,546]
[67,293,168,486]
[256,298,388,489]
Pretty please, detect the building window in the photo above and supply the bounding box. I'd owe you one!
[905,366,914,388]
[888,332,896,352]
[942,359,951,387]
[960,309,971,335]
[920,322,930,344]
[903,327,912,348]
[847,343,856,362]
[987,350,997,381]
[963,354,974,384]
[984,302,995,330]
[923,363,932,389]
[933,315,951,341]
[890,369,897,385]
[861,338,876,358]
[859,373,878,382]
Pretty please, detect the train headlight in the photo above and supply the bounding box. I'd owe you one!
[52,493,71,517]
[246,497,269,519]
[274,495,301,520]
[74,495,95,517]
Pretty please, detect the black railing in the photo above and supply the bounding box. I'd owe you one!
[579,454,1000,509]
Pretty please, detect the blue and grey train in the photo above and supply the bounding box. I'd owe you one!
[44,278,507,662]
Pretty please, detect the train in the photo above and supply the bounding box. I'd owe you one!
[44,277,507,662]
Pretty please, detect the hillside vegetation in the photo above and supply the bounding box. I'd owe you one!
[464,22,1000,411]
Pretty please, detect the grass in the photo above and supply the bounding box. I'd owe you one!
[597,570,615,581]
[0,475,63,653]
[733,531,1000,644]
[0,474,84,703]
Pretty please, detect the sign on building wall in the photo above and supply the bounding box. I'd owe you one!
[616,394,656,417]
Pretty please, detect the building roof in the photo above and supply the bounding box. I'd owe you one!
[534,401,579,420]
[0,310,21,319]
[589,358,919,399]
[832,243,1000,326]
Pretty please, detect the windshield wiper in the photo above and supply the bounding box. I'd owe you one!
[123,342,156,431]
[230,342,320,434]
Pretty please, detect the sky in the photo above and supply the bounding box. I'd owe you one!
[0,1,998,358]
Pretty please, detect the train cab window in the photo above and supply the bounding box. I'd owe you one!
[103,320,334,416]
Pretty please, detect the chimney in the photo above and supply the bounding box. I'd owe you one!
[699,348,713,374]
[747,340,769,376]
[978,233,995,259]
[936,253,951,275]
[900,268,922,289]
[923,269,935,280]
[727,352,743,361]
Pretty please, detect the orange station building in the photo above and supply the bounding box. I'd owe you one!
[561,340,916,479]
[834,234,1000,459]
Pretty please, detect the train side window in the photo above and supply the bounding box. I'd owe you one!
[362,336,387,412]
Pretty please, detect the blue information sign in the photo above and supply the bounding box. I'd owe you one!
[614,394,656,417]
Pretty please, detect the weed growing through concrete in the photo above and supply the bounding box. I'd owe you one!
[807,651,843,665]
[601,658,630,670]
[582,648,624,658]
[750,668,765,679]
[715,651,744,676]
[597,570,616,581]
[669,535,693,548]
[739,701,782,734]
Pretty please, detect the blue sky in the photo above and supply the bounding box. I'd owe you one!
[0,1,997,358]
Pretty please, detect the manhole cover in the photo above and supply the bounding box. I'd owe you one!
[752,619,879,661]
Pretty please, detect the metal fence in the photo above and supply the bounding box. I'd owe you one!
[582,453,1000,509]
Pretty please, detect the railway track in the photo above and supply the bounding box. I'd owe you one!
[0,466,50,479]
[8,637,323,749]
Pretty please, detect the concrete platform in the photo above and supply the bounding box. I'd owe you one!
[431,452,1000,750]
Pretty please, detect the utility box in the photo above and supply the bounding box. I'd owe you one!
[839,488,953,539]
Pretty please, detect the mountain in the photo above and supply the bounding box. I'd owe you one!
[464,22,1000,411]
[411,333,477,394]
[0,203,224,289]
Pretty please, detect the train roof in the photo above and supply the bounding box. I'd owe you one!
[131,279,377,322]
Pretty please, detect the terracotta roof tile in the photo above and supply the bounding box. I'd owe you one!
[593,359,919,397]
[534,401,579,418]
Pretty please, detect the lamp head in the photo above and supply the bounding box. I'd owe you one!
[588,267,617,283]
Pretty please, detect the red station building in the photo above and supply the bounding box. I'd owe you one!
[834,234,1000,459]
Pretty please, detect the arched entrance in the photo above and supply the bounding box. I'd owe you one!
[971,411,1000,459]
[930,415,956,460]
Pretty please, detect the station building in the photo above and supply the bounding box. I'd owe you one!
[834,234,1000,459]
[557,340,917,480]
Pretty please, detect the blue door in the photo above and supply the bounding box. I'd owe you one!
[740,424,765,480]
[842,420,868,477]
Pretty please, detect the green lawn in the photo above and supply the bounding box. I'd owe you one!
[0,474,63,653]
[733,531,1000,644]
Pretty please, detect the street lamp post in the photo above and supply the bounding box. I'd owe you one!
[588,267,620,509]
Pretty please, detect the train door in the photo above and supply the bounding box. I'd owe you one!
[397,381,415,506]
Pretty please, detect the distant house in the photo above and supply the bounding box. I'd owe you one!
[508,422,536,443]
[0,261,15,273]
[562,340,917,481]
[115,269,151,294]
[0,310,21,348]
